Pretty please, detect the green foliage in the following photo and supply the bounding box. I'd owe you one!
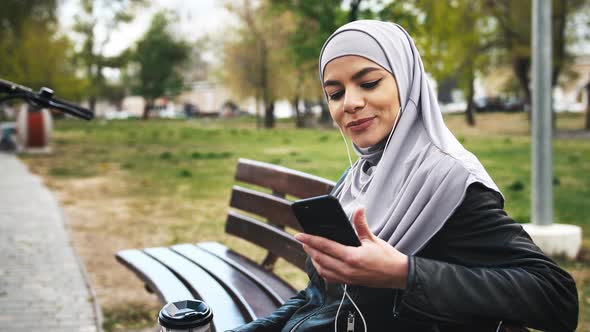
[268,0,371,117]
[222,0,298,128]
[0,1,87,100]
[159,151,173,160]
[272,0,345,69]
[508,180,525,192]
[130,11,191,102]
[73,0,147,109]
[224,0,375,128]
[177,169,193,178]
[483,0,590,101]
[0,0,57,35]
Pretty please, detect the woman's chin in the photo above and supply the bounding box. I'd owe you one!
[352,136,378,148]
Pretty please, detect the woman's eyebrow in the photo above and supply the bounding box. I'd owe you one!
[351,67,381,80]
[323,67,382,87]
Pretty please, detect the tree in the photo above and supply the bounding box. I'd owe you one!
[129,11,191,119]
[0,0,86,101]
[73,0,146,114]
[484,0,589,127]
[379,1,499,126]
[425,1,496,127]
[270,0,373,127]
[586,77,590,130]
[223,0,297,128]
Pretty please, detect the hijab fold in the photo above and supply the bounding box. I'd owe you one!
[319,20,502,255]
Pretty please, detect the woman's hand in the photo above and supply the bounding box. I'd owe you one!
[294,208,408,289]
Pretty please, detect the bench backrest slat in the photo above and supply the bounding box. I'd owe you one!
[227,159,338,273]
[226,210,307,270]
[235,158,335,199]
[230,185,302,231]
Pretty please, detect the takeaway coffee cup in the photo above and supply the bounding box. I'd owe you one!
[158,299,213,332]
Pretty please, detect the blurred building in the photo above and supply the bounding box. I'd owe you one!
[439,54,590,113]
[176,81,233,115]
[554,54,590,112]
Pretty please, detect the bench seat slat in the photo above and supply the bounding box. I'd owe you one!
[230,186,302,231]
[226,211,307,270]
[115,249,194,304]
[236,158,335,199]
[172,244,281,319]
[143,247,248,331]
[198,241,298,303]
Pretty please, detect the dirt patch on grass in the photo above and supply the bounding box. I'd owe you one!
[51,175,164,309]
[42,171,231,314]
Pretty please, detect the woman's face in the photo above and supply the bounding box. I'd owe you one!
[323,55,400,148]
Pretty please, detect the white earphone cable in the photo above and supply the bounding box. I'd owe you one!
[338,127,354,169]
[332,107,402,331]
[334,284,367,332]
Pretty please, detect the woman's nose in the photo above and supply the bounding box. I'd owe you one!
[343,89,365,113]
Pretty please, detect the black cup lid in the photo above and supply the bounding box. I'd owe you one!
[158,300,213,329]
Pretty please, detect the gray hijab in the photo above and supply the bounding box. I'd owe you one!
[319,20,503,255]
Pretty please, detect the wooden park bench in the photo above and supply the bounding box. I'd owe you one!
[116,158,335,331]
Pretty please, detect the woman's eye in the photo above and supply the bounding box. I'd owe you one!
[361,79,382,89]
[329,91,344,101]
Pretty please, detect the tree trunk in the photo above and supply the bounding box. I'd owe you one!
[293,96,305,128]
[319,99,332,127]
[255,92,262,129]
[260,40,274,129]
[348,0,362,21]
[551,0,568,131]
[513,57,532,120]
[465,71,476,127]
[142,100,152,120]
[264,101,275,128]
[88,96,97,115]
[586,80,590,130]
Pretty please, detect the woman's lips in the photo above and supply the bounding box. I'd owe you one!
[346,117,376,132]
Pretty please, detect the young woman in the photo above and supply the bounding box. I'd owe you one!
[228,20,578,332]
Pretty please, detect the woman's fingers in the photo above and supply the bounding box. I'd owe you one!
[302,243,352,276]
[305,248,347,284]
[352,208,374,241]
[295,233,350,259]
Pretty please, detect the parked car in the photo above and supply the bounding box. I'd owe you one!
[473,97,505,112]
[502,98,526,112]
[104,110,131,120]
[474,97,526,112]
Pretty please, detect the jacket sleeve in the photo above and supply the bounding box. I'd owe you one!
[226,290,308,332]
[398,184,579,332]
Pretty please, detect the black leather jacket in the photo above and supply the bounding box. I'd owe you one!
[229,183,578,332]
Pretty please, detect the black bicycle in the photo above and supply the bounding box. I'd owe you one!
[0,78,93,120]
[0,78,93,150]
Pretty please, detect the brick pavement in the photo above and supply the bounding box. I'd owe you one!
[0,152,101,331]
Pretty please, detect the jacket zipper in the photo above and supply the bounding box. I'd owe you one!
[289,305,325,332]
[289,283,339,331]
[392,290,400,318]
[347,311,356,332]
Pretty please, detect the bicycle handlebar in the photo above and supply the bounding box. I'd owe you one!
[0,78,94,120]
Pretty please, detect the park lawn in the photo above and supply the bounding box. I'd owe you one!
[20,112,590,331]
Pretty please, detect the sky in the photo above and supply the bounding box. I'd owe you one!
[58,0,589,57]
[58,0,234,58]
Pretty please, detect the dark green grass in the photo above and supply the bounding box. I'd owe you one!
[42,116,590,228]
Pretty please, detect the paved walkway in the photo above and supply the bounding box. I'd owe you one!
[0,152,101,331]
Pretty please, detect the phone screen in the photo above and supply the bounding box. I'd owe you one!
[291,195,361,247]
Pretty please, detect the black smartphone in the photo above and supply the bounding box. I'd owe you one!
[291,195,362,247]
